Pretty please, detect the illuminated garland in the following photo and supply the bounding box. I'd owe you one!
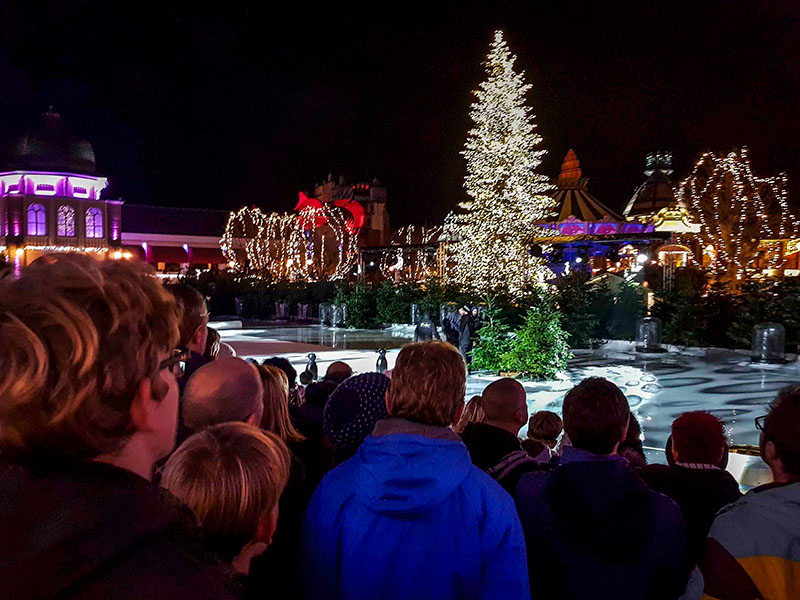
[221,204,358,282]
[378,224,443,281]
[450,30,555,297]
[676,148,797,282]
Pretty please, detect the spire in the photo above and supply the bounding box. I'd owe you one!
[558,149,582,181]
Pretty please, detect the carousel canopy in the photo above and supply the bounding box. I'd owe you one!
[550,150,623,223]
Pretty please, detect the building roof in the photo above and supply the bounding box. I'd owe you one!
[5,110,97,175]
[623,152,678,217]
[122,204,231,236]
[550,150,623,222]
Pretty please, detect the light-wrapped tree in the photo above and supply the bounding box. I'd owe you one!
[678,147,796,287]
[450,30,554,298]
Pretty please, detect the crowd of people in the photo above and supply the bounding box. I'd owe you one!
[0,254,798,599]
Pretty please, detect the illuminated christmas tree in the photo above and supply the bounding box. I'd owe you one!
[678,147,796,287]
[451,30,554,297]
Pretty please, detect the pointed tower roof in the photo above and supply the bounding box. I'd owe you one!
[549,150,623,222]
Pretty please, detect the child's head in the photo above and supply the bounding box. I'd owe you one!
[299,370,314,385]
[162,422,291,568]
[527,410,564,448]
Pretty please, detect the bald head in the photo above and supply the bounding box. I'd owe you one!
[481,378,528,434]
[325,361,352,384]
[182,358,264,430]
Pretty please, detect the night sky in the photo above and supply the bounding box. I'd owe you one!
[1,1,798,227]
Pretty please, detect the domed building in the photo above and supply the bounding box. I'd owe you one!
[0,109,123,267]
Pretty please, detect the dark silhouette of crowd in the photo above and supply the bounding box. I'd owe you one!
[1,254,798,600]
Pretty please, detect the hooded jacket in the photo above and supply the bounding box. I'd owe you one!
[302,418,529,600]
[515,446,691,600]
[0,458,241,600]
[702,481,800,600]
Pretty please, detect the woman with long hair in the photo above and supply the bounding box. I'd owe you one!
[257,364,305,445]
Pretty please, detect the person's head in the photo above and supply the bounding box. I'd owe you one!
[203,326,221,362]
[387,341,466,427]
[670,411,726,466]
[182,358,264,431]
[299,370,314,386]
[161,423,291,571]
[528,411,563,448]
[323,372,390,464]
[459,306,468,316]
[257,364,305,444]
[0,254,180,476]
[422,312,431,322]
[263,356,297,389]
[324,361,352,385]
[471,307,478,317]
[480,378,528,435]
[562,377,630,455]
[166,283,209,354]
[759,386,800,482]
[453,395,486,434]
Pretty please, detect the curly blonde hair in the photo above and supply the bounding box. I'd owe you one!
[388,341,466,427]
[0,253,179,459]
[257,364,305,444]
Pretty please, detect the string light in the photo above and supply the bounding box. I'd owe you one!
[221,204,358,282]
[676,148,797,283]
[449,30,555,297]
[378,224,443,281]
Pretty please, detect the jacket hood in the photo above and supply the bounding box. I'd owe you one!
[0,458,191,599]
[547,448,656,561]
[353,429,473,516]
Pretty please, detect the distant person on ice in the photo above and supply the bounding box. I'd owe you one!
[413,312,441,342]
[458,305,473,363]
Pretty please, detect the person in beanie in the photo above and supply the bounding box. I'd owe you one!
[303,341,530,600]
[322,373,391,464]
[515,377,690,600]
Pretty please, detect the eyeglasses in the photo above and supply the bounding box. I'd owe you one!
[754,414,768,432]
[159,348,190,378]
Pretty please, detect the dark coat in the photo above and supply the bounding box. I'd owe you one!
[515,447,691,600]
[458,313,473,347]
[413,320,441,342]
[638,463,742,564]
[250,448,315,599]
[460,422,546,493]
[0,458,241,600]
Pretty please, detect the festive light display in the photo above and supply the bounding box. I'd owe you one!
[450,30,555,296]
[378,224,443,281]
[221,204,358,282]
[676,148,796,284]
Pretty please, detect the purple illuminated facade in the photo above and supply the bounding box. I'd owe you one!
[0,110,123,263]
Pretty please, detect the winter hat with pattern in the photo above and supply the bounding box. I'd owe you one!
[322,372,390,464]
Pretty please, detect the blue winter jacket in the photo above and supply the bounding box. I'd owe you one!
[302,418,530,600]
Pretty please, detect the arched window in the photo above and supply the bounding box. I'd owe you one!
[57,205,76,237]
[26,203,46,236]
[85,207,104,239]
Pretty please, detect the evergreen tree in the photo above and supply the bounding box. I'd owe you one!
[451,30,554,297]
